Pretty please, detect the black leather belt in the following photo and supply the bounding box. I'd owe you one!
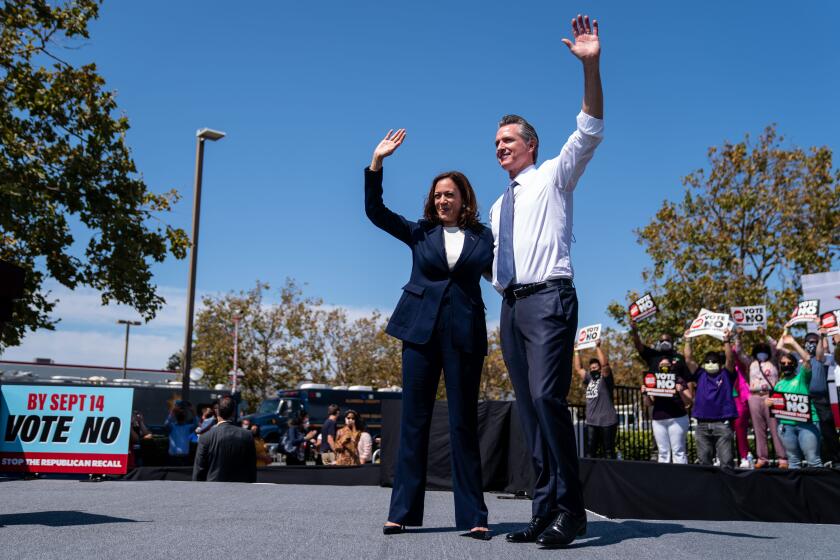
[504,278,574,301]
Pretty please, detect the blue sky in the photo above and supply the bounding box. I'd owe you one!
[4,1,840,368]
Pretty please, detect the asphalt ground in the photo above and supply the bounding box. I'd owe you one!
[1,479,838,559]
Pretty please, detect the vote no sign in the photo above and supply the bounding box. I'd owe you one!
[0,385,133,474]
[644,372,677,397]
[575,324,602,350]
[769,392,812,423]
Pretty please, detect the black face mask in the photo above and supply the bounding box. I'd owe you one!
[590,369,601,379]
[780,363,796,377]
[804,341,818,356]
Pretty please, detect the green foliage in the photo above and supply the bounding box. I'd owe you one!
[608,125,840,354]
[0,1,188,349]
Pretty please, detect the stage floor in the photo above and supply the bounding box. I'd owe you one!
[1,479,837,559]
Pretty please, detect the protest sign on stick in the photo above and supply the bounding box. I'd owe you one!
[575,323,602,350]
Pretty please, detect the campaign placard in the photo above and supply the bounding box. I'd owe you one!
[575,323,602,350]
[730,305,767,331]
[820,310,840,336]
[629,293,658,323]
[685,310,731,340]
[785,299,820,327]
[643,372,677,397]
[769,391,811,423]
[0,385,133,474]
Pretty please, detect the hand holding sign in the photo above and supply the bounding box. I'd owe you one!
[731,305,767,331]
[819,310,840,336]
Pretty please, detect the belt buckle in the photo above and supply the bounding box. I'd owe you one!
[512,285,529,300]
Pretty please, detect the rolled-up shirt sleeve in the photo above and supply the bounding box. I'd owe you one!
[547,111,604,192]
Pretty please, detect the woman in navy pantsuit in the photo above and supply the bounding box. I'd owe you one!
[366,129,493,539]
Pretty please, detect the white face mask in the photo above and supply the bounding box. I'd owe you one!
[704,363,721,374]
[756,352,770,362]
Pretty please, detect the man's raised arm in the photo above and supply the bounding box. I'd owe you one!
[562,14,602,119]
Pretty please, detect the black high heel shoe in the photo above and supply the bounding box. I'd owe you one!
[382,523,405,535]
[460,529,492,541]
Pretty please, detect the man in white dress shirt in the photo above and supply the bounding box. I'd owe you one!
[491,14,604,548]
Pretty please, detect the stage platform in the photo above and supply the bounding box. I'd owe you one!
[1,479,837,560]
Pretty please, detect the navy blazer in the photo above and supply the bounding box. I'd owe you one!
[365,167,494,355]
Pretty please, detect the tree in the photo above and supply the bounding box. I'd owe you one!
[479,327,513,400]
[0,1,188,350]
[608,125,840,359]
[165,350,182,372]
[191,280,324,411]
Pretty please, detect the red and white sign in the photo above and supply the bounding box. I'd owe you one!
[730,305,767,331]
[629,293,658,323]
[820,310,840,336]
[686,310,731,341]
[575,323,602,350]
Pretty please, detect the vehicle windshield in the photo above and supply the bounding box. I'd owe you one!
[258,398,280,414]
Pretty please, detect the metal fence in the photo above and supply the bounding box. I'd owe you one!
[572,385,780,464]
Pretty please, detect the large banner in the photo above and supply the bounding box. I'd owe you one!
[0,385,133,474]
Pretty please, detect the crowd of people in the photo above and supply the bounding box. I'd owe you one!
[575,323,840,470]
[131,398,378,476]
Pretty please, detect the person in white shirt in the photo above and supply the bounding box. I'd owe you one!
[496,14,604,549]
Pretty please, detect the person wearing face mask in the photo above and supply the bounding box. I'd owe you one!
[574,339,618,459]
[684,332,738,467]
[734,327,788,468]
[804,331,839,465]
[629,322,690,382]
[768,335,821,469]
[366,130,493,537]
[641,358,694,463]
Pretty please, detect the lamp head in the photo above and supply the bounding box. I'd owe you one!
[196,128,226,141]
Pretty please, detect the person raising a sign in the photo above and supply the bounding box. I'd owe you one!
[734,327,789,469]
[641,357,694,464]
[683,331,738,467]
[767,334,821,469]
[629,323,690,382]
[574,339,618,459]
[803,330,840,466]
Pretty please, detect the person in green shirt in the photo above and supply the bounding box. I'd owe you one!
[769,333,822,469]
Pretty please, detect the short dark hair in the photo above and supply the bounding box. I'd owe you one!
[589,358,601,367]
[422,171,481,229]
[498,114,539,163]
[327,404,340,417]
[218,396,236,420]
[805,332,820,342]
[703,351,723,365]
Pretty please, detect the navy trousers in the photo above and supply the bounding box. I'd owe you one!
[500,283,584,517]
[388,297,489,530]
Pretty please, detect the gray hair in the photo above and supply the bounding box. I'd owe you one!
[498,114,539,163]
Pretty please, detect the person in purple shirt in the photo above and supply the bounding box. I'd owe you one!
[684,330,737,467]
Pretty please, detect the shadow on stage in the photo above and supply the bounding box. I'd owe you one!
[0,510,143,528]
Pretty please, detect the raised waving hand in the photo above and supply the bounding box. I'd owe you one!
[370,128,406,171]
[561,14,600,62]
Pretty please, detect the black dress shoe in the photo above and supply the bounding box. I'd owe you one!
[460,529,492,541]
[505,515,553,543]
[535,512,587,548]
[382,524,405,535]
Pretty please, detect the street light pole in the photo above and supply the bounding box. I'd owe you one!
[232,315,240,394]
[181,128,225,400]
[117,320,141,379]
